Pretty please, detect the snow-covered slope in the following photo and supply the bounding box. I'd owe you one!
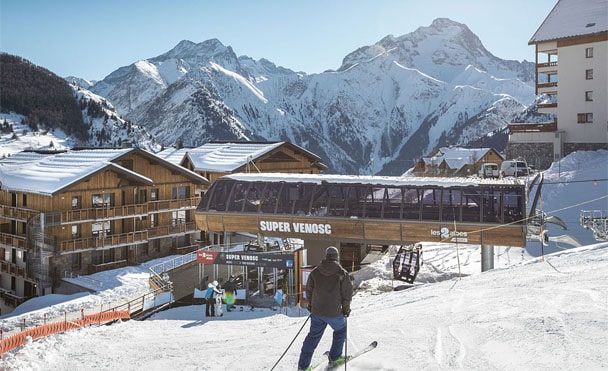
[91,18,540,175]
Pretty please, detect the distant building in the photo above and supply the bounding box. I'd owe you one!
[0,148,208,313]
[158,141,328,184]
[507,0,608,169]
[413,147,504,177]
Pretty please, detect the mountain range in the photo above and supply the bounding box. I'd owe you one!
[8,18,546,175]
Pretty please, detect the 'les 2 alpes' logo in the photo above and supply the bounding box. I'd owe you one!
[430,227,468,243]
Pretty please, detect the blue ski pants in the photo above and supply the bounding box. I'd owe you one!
[298,313,346,369]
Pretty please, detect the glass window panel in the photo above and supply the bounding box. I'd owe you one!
[421,188,441,221]
[260,183,281,213]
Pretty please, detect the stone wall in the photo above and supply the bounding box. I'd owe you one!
[505,142,554,170]
[564,143,608,156]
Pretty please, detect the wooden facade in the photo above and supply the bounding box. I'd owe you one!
[0,148,209,311]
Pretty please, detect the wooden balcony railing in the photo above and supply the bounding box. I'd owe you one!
[148,197,200,213]
[537,82,558,89]
[0,232,27,250]
[0,260,27,278]
[509,121,558,133]
[537,102,558,109]
[60,231,148,253]
[42,197,200,225]
[148,221,198,238]
[88,260,128,275]
[537,61,558,68]
[57,204,148,224]
[0,205,39,222]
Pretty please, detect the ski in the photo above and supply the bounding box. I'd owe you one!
[311,341,377,370]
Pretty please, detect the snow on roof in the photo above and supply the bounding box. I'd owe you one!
[529,0,608,43]
[160,142,285,171]
[0,149,153,195]
[222,172,524,187]
[423,147,501,170]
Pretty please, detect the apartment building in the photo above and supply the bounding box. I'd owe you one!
[507,0,608,169]
[0,148,208,312]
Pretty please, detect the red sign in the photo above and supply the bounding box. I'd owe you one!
[197,250,218,264]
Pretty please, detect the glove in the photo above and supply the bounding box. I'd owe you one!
[343,308,351,318]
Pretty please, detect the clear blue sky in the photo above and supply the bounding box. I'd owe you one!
[1,0,557,81]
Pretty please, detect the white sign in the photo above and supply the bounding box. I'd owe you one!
[259,221,332,235]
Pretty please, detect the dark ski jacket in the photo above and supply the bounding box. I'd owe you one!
[307,259,353,317]
[224,279,237,294]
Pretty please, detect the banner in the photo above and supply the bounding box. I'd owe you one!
[197,250,294,269]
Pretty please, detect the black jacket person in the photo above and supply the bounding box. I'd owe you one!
[298,246,353,370]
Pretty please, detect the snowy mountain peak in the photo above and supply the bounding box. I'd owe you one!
[155,39,232,61]
[90,19,539,175]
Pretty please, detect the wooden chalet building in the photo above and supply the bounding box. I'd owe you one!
[0,148,209,311]
[412,147,504,177]
[158,141,328,184]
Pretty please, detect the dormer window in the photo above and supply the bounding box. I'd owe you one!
[586,22,596,27]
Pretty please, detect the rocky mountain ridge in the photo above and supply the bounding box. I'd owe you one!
[89,18,540,175]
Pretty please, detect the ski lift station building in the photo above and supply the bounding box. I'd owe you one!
[195,173,528,299]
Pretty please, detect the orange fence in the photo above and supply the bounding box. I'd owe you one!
[0,309,131,354]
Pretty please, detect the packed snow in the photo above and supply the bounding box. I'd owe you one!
[0,150,606,370]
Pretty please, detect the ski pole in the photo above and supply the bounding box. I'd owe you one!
[344,316,348,371]
[270,314,311,371]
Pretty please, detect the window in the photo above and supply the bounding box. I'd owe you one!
[586,47,594,58]
[22,194,27,207]
[172,186,190,200]
[172,210,186,225]
[586,69,593,80]
[71,225,81,238]
[585,91,593,101]
[150,188,159,201]
[92,221,111,237]
[577,113,593,123]
[72,196,81,208]
[92,193,113,208]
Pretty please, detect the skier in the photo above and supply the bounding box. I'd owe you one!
[224,274,238,312]
[205,280,222,317]
[297,246,353,371]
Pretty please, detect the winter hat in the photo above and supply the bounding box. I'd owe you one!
[325,246,339,261]
[212,280,218,287]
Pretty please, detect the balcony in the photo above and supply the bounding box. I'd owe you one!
[55,204,148,224]
[59,230,149,254]
[508,120,558,134]
[0,260,27,278]
[0,205,39,222]
[0,232,27,249]
[43,197,200,225]
[537,61,557,68]
[148,221,199,239]
[148,197,200,213]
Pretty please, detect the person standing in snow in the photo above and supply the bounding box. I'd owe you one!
[205,280,222,317]
[224,275,238,312]
[298,246,353,371]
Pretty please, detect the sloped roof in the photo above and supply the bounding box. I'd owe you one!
[159,142,327,172]
[529,0,608,44]
[0,148,209,196]
[0,149,152,195]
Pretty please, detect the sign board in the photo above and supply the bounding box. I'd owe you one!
[197,250,294,269]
